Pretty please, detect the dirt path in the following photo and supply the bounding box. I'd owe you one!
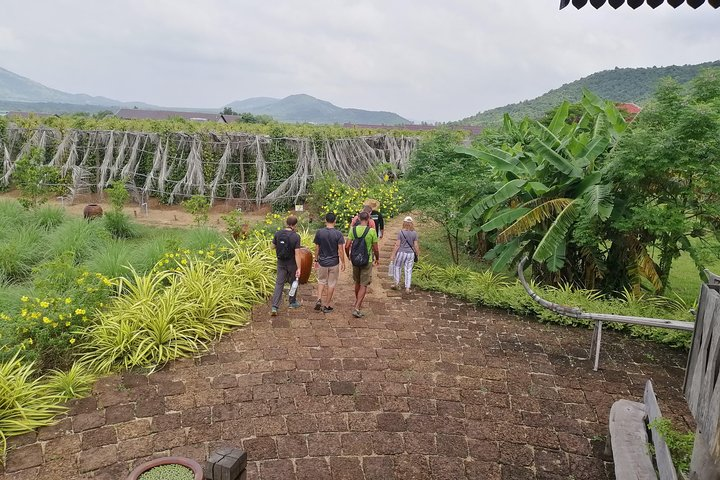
[0,217,690,480]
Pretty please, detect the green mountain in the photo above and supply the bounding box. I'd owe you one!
[458,60,720,126]
[226,94,410,125]
[0,66,156,110]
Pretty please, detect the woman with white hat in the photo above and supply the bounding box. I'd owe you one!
[390,216,420,293]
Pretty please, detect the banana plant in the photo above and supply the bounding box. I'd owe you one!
[459,90,625,282]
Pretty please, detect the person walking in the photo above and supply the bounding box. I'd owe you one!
[270,215,302,316]
[350,204,376,231]
[365,199,385,240]
[346,211,379,318]
[313,212,346,313]
[391,216,420,293]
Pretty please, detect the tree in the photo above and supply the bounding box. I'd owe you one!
[13,147,65,209]
[221,107,238,115]
[402,130,490,264]
[605,69,720,293]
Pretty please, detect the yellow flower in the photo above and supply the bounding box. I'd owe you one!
[28,338,33,345]
[65,298,72,304]
[181,259,187,265]
[65,321,71,327]
[42,317,51,324]
[21,309,28,317]
[30,312,40,319]
[21,296,29,302]
[69,338,76,344]
[75,308,86,315]
[52,322,58,328]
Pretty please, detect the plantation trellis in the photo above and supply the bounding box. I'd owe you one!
[0,125,418,206]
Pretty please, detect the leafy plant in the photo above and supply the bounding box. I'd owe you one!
[103,210,138,239]
[221,209,247,239]
[12,147,65,209]
[648,417,694,475]
[106,181,130,212]
[0,351,66,463]
[44,362,96,400]
[183,195,210,226]
[31,205,65,231]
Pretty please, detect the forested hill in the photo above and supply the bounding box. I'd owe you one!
[457,60,720,126]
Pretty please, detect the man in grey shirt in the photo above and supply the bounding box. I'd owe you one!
[313,212,346,313]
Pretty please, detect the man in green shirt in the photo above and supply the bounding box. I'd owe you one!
[345,211,379,318]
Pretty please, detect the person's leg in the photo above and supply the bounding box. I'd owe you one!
[287,264,300,306]
[354,265,372,311]
[324,265,339,308]
[271,265,287,309]
[316,267,328,310]
[393,254,402,287]
[404,255,414,291]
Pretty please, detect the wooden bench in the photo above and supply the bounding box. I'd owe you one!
[516,256,694,371]
[605,380,677,480]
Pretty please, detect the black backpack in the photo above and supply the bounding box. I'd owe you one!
[350,226,370,267]
[275,230,294,260]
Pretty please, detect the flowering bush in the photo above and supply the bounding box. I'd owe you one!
[0,272,114,369]
[309,173,402,230]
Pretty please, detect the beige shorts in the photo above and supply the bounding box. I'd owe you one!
[317,265,340,287]
[352,264,373,286]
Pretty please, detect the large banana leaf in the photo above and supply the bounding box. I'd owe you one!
[463,179,527,223]
[548,101,571,135]
[455,146,522,174]
[484,238,522,272]
[531,139,582,178]
[497,198,572,243]
[544,239,567,273]
[533,198,583,267]
[583,183,614,220]
[480,207,530,232]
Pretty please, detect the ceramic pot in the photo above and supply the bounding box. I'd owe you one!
[126,456,203,480]
[298,247,313,284]
[83,204,103,219]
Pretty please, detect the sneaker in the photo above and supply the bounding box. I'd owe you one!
[352,309,365,318]
[314,299,322,311]
[271,307,278,316]
[390,284,399,290]
[322,306,334,313]
[289,301,302,309]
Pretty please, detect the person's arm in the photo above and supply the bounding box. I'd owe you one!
[391,237,400,262]
[314,243,320,269]
[372,242,380,266]
[338,240,346,272]
[377,212,384,238]
[294,247,302,278]
[345,230,353,257]
[413,240,420,257]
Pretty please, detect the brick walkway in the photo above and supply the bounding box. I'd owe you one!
[0,219,691,480]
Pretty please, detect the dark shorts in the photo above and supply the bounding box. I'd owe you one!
[352,264,372,286]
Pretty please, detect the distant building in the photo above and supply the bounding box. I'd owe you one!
[616,102,642,121]
[115,108,242,123]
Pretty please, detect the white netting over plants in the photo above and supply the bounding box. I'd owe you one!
[0,126,418,205]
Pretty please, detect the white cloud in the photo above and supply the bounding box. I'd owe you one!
[0,0,718,121]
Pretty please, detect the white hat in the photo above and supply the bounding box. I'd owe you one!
[404,216,413,223]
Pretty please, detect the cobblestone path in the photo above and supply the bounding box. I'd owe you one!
[0,218,691,480]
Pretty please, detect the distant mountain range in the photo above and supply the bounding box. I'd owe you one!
[457,60,720,126]
[225,94,409,125]
[0,67,410,125]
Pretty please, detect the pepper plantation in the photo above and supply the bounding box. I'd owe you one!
[0,69,718,477]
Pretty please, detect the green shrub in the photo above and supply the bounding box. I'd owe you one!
[45,218,109,264]
[181,227,223,251]
[84,240,135,279]
[103,211,138,239]
[44,362,96,401]
[413,263,694,348]
[106,182,130,212]
[183,195,210,226]
[0,225,44,282]
[31,205,65,231]
[0,352,66,463]
[648,418,694,475]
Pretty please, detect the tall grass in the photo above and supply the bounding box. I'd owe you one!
[30,205,65,231]
[182,227,224,251]
[0,225,44,282]
[84,240,135,279]
[45,218,109,264]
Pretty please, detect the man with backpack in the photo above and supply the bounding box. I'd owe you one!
[271,215,302,316]
[313,212,346,313]
[345,211,379,318]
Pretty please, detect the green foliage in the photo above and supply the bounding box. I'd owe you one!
[0,225,44,282]
[44,362,96,400]
[30,205,65,231]
[103,210,138,239]
[607,68,720,293]
[183,195,210,226]
[12,147,65,209]
[402,130,488,264]
[80,237,274,373]
[0,351,66,463]
[413,262,693,349]
[308,172,401,230]
[221,209,247,239]
[106,182,130,212]
[46,217,109,264]
[648,417,694,475]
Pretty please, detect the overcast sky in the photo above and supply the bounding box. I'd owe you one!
[1,1,718,122]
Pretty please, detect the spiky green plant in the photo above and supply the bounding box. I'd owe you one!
[31,205,65,231]
[0,351,66,463]
[44,362,96,400]
[45,217,109,264]
[0,225,44,282]
[84,240,135,279]
[103,210,138,239]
